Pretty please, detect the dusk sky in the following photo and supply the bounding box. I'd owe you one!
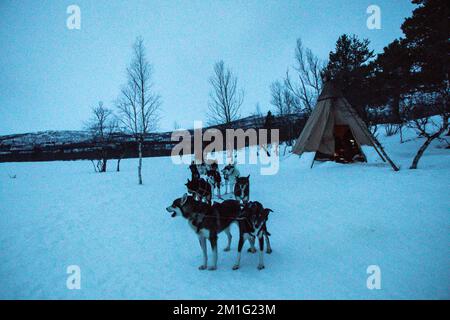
[0,0,415,135]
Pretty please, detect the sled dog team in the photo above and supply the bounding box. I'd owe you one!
[166,161,273,271]
[186,161,248,204]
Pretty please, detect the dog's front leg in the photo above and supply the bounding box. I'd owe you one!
[198,236,207,270]
[208,235,218,270]
[232,233,245,270]
[224,227,232,252]
[264,232,272,254]
[257,235,265,270]
[247,235,257,253]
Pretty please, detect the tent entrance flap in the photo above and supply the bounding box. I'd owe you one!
[333,125,365,163]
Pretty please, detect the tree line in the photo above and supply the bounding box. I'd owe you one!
[270,0,449,169]
[86,0,449,182]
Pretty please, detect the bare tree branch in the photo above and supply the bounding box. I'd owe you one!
[406,87,449,169]
[271,38,325,116]
[85,101,117,172]
[116,37,161,184]
[207,60,244,125]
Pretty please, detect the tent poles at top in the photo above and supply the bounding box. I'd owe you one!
[342,101,400,171]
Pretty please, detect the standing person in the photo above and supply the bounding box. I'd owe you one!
[262,111,274,156]
[263,111,274,132]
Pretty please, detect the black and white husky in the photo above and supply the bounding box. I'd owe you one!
[196,162,211,176]
[233,201,273,270]
[206,169,221,198]
[166,194,241,270]
[185,178,212,204]
[234,175,250,203]
[221,164,240,194]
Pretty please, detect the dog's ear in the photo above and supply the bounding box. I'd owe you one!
[181,193,188,205]
[262,208,272,219]
[247,175,250,179]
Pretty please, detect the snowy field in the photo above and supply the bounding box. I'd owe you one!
[0,128,449,299]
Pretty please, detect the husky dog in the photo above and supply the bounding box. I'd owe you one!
[189,161,200,180]
[221,164,240,194]
[210,161,218,171]
[233,201,273,270]
[207,169,221,198]
[185,178,212,204]
[196,162,211,176]
[166,194,241,270]
[241,201,272,254]
[234,175,250,203]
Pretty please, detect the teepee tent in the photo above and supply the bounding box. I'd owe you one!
[292,81,399,171]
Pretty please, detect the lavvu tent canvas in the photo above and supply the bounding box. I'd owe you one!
[292,81,399,171]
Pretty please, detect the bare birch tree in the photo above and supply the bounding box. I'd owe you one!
[85,101,117,173]
[207,60,244,125]
[270,81,295,116]
[117,37,161,184]
[270,81,296,146]
[285,39,324,113]
[271,39,325,115]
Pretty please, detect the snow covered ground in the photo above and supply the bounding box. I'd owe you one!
[0,127,449,299]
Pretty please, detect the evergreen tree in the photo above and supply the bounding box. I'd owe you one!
[371,39,413,123]
[324,34,375,122]
[401,0,450,92]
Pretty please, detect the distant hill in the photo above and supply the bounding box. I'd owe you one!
[0,114,305,162]
[0,108,431,162]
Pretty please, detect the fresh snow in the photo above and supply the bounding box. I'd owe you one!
[0,126,449,299]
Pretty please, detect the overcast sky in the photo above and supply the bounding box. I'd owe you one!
[0,0,415,135]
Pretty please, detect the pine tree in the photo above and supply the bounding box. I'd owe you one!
[372,39,413,123]
[324,34,375,122]
[401,0,450,92]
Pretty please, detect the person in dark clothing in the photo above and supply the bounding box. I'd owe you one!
[263,111,274,130]
[262,111,275,155]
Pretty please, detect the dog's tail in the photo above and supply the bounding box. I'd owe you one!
[262,209,273,236]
